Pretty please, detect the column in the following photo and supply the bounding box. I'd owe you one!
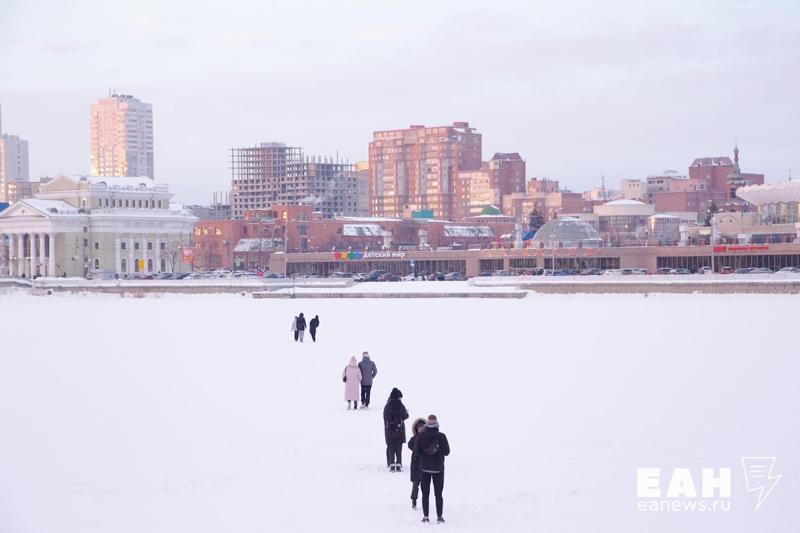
[155,236,161,273]
[30,234,38,277]
[17,233,24,277]
[142,235,149,273]
[38,232,46,276]
[128,235,134,273]
[115,235,121,274]
[5,234,13,277]
[48,234,56,277]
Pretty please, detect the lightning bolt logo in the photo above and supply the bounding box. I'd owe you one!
[741,457,782,511]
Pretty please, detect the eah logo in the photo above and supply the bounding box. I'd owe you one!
[636,457,782,512]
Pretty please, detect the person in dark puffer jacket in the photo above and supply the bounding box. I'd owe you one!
[383,387,409,472]
[407,418,426,509]
[413,414,450,524]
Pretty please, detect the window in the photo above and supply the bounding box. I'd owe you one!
[147,259,153,272]
[83,238,88,247]
[160,258,166,272]
[160,242,166,250]
[158,200,162,208]
[147,242,153,250]
[194,227,201,236]
[215,228,222,235]
[94,242,99,250]
[121,258,127,273]
[121,242,126,250]
[134,242,140,251]
[94,259,100,269]
[125,200,129,208]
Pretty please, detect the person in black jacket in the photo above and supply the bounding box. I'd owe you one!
[413,414,450,524]
[407,418,426,509]
[296,313,307,342]
[383,387,409,472]
[309,315,320,342]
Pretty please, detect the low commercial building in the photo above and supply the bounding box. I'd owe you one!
[271,242,800,277]
[0,175,196,277]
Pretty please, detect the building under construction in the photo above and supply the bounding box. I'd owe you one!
[230,143,361,219]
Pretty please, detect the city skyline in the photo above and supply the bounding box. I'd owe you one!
[1,0,798,205]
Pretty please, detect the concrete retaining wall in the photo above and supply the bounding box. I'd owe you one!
[252,291,526,299]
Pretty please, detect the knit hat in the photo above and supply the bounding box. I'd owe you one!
[390,387,403,399]
[425,414,439,429]
[412,417,426,436]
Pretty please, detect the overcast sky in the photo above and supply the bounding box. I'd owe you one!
[1,0,798,204]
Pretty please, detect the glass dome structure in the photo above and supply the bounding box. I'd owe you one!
[531,217,603,248]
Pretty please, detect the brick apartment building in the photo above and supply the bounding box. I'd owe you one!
[368,122,482,220]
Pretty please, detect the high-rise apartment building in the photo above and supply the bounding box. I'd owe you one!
[230,143,359,220]
[0,133,29,203]
[488,153,526,198]
[368,122,482,220]
[90,93,154,178]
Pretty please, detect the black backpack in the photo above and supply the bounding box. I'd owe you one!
[422,435,440,456]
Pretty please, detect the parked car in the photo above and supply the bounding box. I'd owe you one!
[602,269,622,276]
[328,271,354,278]
[668,268,692,275]
[443,272,465,281]
[362,269,387,282]
[476,271,493,277]
[492,270,515,277]
[632,268,649,275]
[749,267,773,274]
[734,267,753,274]
[376,272,401,282]
[776,266,800,274]
[401,273,418,281]
[153,272,173,280]
[698,266,713,275]
[172,272,191,280]
[579,268,602,276]
[353,273,368,282]
[653,267,672,275]
[719,266,734,274]
[543,269,570,276]
[621,268,635,275]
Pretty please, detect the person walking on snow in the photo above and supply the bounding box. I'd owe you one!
[342,356,362,410]
[309,315,320,342]
[291,316,299,342]
[407,418,426,509]
[383,388,409,472]
[357,352,377,409]
[296,313,307,342]
[414,414,450,524]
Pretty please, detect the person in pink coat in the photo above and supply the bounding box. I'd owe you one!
[342,356,363,410]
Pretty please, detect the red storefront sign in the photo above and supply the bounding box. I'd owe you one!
[714,245,769,253]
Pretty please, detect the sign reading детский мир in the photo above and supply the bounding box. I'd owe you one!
[333,251,407,260]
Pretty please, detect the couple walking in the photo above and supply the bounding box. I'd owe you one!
[342,352,378,409]
[291,313,320,342]
[384,389,451,524]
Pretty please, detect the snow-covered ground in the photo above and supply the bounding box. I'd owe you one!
[0,292,795,532]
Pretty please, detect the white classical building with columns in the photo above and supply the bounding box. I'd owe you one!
[0,175,196,277]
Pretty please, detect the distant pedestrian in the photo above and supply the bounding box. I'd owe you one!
[414,414,450,524]
[309,315,320,342]
[342,356,362,410]
[383,388,409,472]
[357,351,377,409]
[291,316,299,342]
[407,418,426,509]
[296,313,307,342]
